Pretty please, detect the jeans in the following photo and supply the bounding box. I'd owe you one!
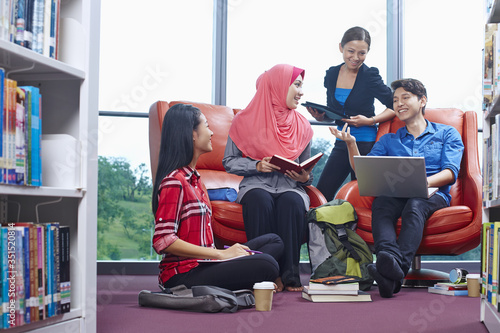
[371,194,447,276]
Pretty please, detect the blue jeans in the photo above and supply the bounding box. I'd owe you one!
[371,194,447,276]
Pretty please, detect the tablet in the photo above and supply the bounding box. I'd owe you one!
[302,101,348,121]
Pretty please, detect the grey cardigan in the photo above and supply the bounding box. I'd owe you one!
[222,137,312,209]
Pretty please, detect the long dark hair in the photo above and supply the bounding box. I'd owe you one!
[152,104,202,214]
[341,26,371,51]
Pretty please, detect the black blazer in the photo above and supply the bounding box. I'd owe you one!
[324,63,393,126]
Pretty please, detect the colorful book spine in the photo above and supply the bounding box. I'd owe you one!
[22,227,30,324]
[0,68,4,184]
[14,229,25,326]
[483,223,491,296]
[15,0,26,46]
[24,0,34,50]
[52,223,60,315]
[1,227,8,328]
[15,87,26,185]
[19,86,41,186]
[45,223,53,317]
[59,226,70,313]
[36,224,44,320]
[28,225,37,322]
[6,78,17,184]
[0,76,9,184]
[42,0,50,56]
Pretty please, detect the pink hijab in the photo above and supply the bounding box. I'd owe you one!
[229,64,313,161]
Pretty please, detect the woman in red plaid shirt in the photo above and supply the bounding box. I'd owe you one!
[152,104,284,291]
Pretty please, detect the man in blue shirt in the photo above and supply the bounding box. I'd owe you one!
[331,78,464,298]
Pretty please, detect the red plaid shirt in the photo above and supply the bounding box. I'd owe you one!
[153,166,214,285]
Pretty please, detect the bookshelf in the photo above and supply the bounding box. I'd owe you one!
[0,1,100,332]
[482,1,500,332]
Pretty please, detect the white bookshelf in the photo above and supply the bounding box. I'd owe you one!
[482,1,500,332]
[0,1,100,332]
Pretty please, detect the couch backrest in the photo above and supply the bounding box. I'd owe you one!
[375,108,479,207]
[149,100,243,189]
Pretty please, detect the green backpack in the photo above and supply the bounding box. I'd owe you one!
[307,199,374,291]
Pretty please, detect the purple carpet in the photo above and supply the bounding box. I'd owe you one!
[96,274,487,333]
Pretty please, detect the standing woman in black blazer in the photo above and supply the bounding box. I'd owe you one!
[307,26,395,201]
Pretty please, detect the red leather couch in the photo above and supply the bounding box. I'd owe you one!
[335,108,482,285]
[149,100,327,247]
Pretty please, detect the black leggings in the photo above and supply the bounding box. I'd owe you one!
[241,189,307,288]
[163,233,283,290]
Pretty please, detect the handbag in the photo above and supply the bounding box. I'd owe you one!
[138,285,255,313]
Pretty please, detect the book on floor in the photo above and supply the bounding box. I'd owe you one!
[427,287,468,296]
[303,286,358,295]
[432,282,467,290]
[269,153,323,174]
[302,290,372,302]
[308,282,359,291]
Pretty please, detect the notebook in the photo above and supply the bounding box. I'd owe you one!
[353,156,438,198]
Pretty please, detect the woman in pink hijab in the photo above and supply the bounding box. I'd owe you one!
[223,64,314,291]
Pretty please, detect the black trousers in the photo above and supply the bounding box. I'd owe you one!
[241,189,307,287]
[316,140,375,201]
[371,195,448,276]
[163,233,284,290]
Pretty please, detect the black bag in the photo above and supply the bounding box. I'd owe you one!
[138,285,255,313]
[307,199,374,291]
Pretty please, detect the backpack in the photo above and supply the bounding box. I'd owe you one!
[138,285,255,313]
[307,199,374,291]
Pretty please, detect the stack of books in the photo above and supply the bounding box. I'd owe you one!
[427,282,468,296]
[302,277,371,302]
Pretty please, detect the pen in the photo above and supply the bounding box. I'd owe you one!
[224,245,262,254]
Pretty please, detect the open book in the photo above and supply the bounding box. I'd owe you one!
[269,153,323,174]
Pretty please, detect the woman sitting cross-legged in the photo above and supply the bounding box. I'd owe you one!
[152,103,284,291]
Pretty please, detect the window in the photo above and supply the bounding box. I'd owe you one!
[98,0,213,260]
[403,0,483,260]
[97,0,483,263]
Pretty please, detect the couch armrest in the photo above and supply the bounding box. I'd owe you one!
[305,185,327,208]
[335,180,375,209]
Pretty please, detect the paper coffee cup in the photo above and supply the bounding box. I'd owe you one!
[466,274,480,297]
[253,281,274,311]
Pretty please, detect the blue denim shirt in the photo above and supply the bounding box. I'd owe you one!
[368,120,464,205]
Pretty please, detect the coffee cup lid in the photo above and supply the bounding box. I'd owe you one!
[253,281,275,289]
[466,273,480,279]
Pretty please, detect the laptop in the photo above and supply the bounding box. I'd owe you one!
[353,156,438,198]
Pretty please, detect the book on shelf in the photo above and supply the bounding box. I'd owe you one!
[485,24,496,110]
[0,67,3,184]
[427,287,468,296]
[269,152,323,174]
[0,222,70,328]
[488,222,500,306]
[302,290,371,302]
[303,285,358,296]
[59,225,70,313]
[483,223,491,296]
[0,0,60,59]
